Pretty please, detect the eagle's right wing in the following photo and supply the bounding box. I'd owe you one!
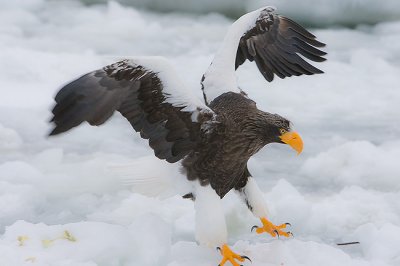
[201,7,326,105]
[50,57,214,163]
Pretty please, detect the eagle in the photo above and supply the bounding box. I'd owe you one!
[49,7,326,266]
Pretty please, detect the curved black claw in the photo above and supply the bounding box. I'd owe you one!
[273,229,280,238]
[216,247,221,252]
[285,223,291,227]
[288,231,294,237]
[251,225,258,232]
[241,255,252,263]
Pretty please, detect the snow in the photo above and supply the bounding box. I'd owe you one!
[249,0,400,27]
[69,0,400,26]
[1,1,400,266]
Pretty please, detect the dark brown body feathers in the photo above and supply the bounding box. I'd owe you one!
[183,92,272,197]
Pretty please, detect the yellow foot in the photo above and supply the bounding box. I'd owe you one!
[217,244,251,266]
[251,217,292,238]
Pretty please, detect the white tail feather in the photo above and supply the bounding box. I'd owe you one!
[107,156,191,198]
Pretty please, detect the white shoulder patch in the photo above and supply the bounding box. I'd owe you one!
[124,57,213,122]
[201,6,275,103]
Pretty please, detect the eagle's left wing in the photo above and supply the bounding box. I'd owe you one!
[49,57,214,163]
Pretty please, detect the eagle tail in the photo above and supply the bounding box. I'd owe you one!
[108,156,190,198]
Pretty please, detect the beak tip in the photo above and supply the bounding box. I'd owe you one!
[280,131,303,155]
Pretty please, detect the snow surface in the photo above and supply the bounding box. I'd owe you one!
[79,0,400,26]
[1,1,400,266]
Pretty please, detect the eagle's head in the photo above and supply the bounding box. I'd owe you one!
[261,113,303,155]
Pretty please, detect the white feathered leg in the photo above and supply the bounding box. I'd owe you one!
[237,177,269,218]
[194,183,227,247]
[237,177,292,238]
[194,183,251,266]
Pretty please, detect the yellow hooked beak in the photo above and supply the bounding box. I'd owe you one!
[279,131,303,155]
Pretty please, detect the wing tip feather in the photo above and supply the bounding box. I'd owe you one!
[236,10,327,82]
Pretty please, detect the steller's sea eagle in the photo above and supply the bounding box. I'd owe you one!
[49,6,326,266]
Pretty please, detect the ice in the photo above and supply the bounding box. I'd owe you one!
[70,0,400,26]
[0,1,400,266]
[301,141,400,191]
[249,0,400,26]
[353,223,400,262]
[0,123,22,150]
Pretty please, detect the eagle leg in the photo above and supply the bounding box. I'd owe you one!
[217,244,251,266]
[251,217,292,238]
[236,174,293,239]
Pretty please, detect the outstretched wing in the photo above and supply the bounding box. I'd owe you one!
[201,7,326,105]
[50,58,213,163]
[235,7,326,82]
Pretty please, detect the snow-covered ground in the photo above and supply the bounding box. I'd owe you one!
[63,0,400,26]
[1,1,400,265]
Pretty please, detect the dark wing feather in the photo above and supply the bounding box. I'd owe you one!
[50,59,212,163]
[235,8,326,82]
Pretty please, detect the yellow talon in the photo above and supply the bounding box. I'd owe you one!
[252,217,292,238]
[218,244,250,266]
